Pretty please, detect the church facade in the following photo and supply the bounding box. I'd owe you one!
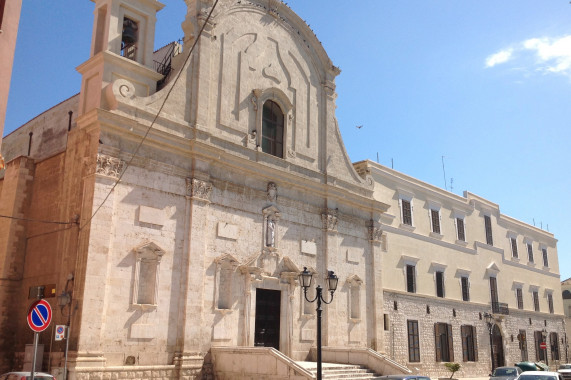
[0,1,566,379]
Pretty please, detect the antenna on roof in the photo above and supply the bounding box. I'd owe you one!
[442,156,448,190]
[391,158,394,169]
[376,152,379,163]
[450,178,454,192]
[533,218,536,226]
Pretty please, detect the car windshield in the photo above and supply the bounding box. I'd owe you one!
[560,365,571,370]
[519,375,557,380]
[494,368,518,376]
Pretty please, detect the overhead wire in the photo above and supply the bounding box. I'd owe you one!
[80,0,220,231]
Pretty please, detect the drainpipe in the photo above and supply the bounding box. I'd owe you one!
[27,132,33,156]
[68,111,73,131]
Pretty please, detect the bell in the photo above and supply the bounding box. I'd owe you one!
[122,18,138,45]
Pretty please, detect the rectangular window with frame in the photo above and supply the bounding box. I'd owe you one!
[434,322,454,362]
[402,199,413,226]
[510,237,518,258]
[550,332,560,360]
[489,277,499,305]
[542,248,549,267]
[407,320,421,362]
[534,331,547,362]
[431,209,441,234]
[533,291,540,312]
[548,293,554,314]
[461,325,478,362]
[484,215,493,245]
[406,264,416,293]
[518,330,528,361]
[456,218,466,242]
[516,288,524,310]
[461,276,470,302]
[527,243,534,263]
[436,271,445,298]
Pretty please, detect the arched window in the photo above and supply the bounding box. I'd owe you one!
[262,100,284,158]
[563,289,571,299]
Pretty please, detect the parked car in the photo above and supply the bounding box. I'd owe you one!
[0,372,55,380]
[377,375,431,380]
[516,362,547,372]
[517,370,564,380]
[490,366,523,380]
[558,364,571,380]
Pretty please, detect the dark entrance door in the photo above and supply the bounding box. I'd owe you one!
[491,324,505,369]
[254,289,281,350]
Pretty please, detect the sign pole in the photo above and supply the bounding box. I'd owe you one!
[31,331,39,380]
[63,325,70,380]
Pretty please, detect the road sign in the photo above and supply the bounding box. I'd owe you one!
[27,299,52,333]
[55,325,66,341]
[540,342,547,350]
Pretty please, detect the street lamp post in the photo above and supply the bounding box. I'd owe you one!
[299,267,338,380]
[484,312,495,373]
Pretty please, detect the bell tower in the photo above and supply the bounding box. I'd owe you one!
[77,0,165,116]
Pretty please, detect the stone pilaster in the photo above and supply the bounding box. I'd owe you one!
[368,219,385,352]
[321,208,339,346]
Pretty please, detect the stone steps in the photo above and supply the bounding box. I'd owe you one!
[297,362,383,380]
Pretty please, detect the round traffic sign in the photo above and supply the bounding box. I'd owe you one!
[540,342,547,350]
[27,299,52,332]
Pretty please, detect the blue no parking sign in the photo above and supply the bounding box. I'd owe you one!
[27,299,52,332]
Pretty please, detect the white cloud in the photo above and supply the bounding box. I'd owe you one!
[485,49,513,68]
[486,35,571,78]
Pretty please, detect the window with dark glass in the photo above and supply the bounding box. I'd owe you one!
[518,330,528,361]
[407,320,420,362]
[489,277,499,305]
[456,218,465,241]
[261,100,284,158]
[516,288,524,310]
[402,200,412,226]
[548,293,554,314]
[510,237,518,258]
[527,243,534,262]
[431,209,441,234]
[434,322,454,362]
[484,215,493,245]
[534,331,547,362]
[436,271,445,298]
[461,325,477,362]
[550,332,560,360]
[542,248,549,267]
[533,291,540,312]
[406,264,416,293]
[461,276,470,302]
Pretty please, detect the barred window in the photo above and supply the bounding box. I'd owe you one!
[431,209,441,234]
[262,100,284,158]
[408,320,420,362]
[456,218,466,242]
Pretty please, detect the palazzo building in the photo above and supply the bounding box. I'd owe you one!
[0,0,566,379]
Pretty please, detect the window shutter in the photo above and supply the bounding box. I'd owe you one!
[461,326,468,362]
[447,323,454,362]
[435,323,441,362]
[473,326,478,361]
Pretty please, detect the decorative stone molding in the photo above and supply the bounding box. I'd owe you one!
[267,182,278,203]
[321,208,338,231]
[186,178,213,201]
[368,220,383,242]
[96,154,125,179]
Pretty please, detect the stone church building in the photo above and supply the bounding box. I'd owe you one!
[0,0,566,379]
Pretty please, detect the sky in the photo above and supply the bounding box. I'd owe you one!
[4,1,571,282]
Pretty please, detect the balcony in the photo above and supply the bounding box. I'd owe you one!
[491,301,509,315]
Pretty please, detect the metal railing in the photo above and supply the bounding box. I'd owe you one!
[491,301,509,315]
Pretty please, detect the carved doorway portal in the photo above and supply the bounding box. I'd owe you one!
[492,324,505,369]
[254,289,281,350]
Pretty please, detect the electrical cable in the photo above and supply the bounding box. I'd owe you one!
[80,0,219,231]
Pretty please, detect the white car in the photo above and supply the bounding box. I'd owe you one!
[558,364,571,380]
[518,371,564,380]
[0,372,55,380]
